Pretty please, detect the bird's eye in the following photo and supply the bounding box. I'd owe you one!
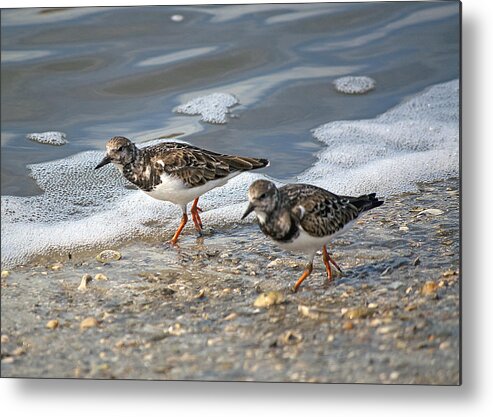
[258,192,267,200]
[117,146,124,152]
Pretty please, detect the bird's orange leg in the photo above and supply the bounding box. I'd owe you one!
[170,213,188,245]
[292,263,314,292]
[322,245,342,282]
[190,197,203,232]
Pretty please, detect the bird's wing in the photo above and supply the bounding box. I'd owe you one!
[148,144,268,188]
[281,184,360,237]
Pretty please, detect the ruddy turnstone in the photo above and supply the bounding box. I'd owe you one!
[95,136,269,244]
[242,179,383,292]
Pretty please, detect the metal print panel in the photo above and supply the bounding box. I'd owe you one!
[1,1,460,384]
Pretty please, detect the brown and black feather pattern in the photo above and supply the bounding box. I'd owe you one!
[122,141,268,192]
[261,183,383,243]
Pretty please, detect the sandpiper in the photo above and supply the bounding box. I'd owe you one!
[242,179,383,291]
[96,136,269,244]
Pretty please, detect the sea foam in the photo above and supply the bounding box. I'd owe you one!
[26,131,68,146]
[1,80,459,268]
[333,76,376,94]
[174,93,238,124]
[301,79,459,196]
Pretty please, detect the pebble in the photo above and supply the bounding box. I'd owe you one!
[1,270,10,278]
[115,339,139,348]
[195,288,206,299]
[439,341,451,350]
[96,250,122,263]
[344,307,374,319]
[399,225,409,232]
[390,371,400,380]
[395,340,407,350]
[342,321,354,330]
[102,312,113,320]
[298,305,323,320]
[377,326,394,335]
[46,319,59,329]
[253,291,285,308]
[370,318,382,327]
[417,208,444,217]
[94,273,108,281]
[50,263,63,271]
[267,259,282,268]
[80,317,98,330]
[12,347,28,359]
[224,312,238,321]
[167,323,185,336]
[421,281,438,296]
[78,274,92,291]
[388,281,404,290]
[278,330,303,345]
[381,267,392,276]
[207,337,222,346]
[1,335,9,343]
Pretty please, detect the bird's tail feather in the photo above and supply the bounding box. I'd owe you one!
[224,156,269,171]
[348,193,384,213]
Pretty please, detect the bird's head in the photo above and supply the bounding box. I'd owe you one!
[241,179,279,221]
[95,136,137,170]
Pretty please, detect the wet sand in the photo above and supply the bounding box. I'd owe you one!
[1,178,460,384]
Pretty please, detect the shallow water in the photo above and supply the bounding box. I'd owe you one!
[2,3,459,189]
[1,3,460,267]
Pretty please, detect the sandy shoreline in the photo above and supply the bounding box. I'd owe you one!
[1,178,460,383]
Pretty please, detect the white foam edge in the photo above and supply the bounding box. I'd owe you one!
[300,79,459,196]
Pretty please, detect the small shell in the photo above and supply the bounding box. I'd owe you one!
[46,319,59,329]
[298,305,320,320]
[94,273,108,281]
[78,274,92,291]
[278,330,303,345]
[417,208,444,216]
[80,317,98,330]
[344,307,374,320]
[50,263,63,271]
[96,250,122,263]
[421,281,438,296]
[253,291,285,308]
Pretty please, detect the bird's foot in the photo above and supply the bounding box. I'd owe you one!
[165,238,180,248]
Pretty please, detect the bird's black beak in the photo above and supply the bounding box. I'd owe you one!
[241,202,255,220]
[95,155,111,170]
